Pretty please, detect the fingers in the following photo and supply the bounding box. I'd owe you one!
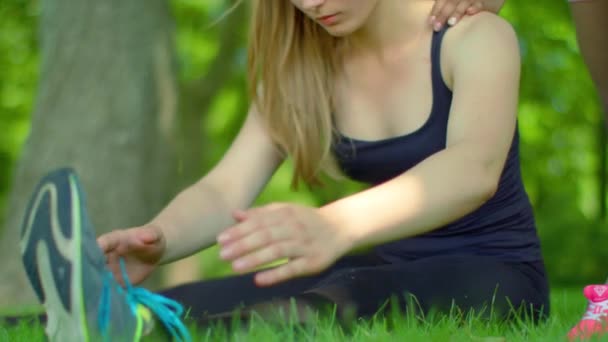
[219,206,285,244]
[220,204,334,285]
[231,241,303,273]
[98,226,160,254]
[219,224,292,261]
[429,0,485,31]
[133,226,162,245]
[447,1,473,27]
[466,1,483,15]
[430,0,448,23]
[97,230,123,253]
[218,219,260,245]
[105,252,124,283]
[254,257,323,287]
[96,226,162,288]
[232,209,248,222]
[430,0,459,31]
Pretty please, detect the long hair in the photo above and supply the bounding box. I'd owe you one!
[247,1,342,188]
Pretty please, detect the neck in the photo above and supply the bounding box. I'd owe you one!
[346,0,434,57]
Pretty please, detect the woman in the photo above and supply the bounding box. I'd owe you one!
[20,0,549,341]
[438,1,608,339]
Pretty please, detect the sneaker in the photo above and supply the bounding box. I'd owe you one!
[568,285,608,341]
[19,168,191,342]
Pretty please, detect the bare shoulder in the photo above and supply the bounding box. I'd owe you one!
[446,12,518,48]
[441,13,520,85]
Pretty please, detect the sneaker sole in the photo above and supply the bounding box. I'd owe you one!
[20,169,89,342]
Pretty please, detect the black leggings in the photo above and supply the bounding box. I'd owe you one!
[4,254,549,328]
[159,254,550,324]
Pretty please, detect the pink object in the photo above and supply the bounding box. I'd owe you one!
[568,285,608,341]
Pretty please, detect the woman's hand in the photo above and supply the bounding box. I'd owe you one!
[97,224,166,286]
[429,0,506,31]
[217,203,352,287]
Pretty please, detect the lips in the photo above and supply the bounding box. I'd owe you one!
[317,13,339,26]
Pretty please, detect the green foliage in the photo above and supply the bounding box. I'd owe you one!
[0,0,606,285]
[0,0,38,226]
[503,0,608,285]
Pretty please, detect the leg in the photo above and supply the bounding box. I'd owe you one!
[13,169,384,333]
[19,168,190,341]
[570,0,608,127]
[157,253,386,320]
[306,255,550,321]
[158,272,324,319]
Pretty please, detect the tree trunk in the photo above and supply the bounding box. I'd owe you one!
[0,0,178,308]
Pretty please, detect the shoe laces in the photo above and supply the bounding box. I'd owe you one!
[98,259,192,342]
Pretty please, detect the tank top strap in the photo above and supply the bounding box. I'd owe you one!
[430,27,453,114]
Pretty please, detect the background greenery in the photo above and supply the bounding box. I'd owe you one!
[0,0,606,288]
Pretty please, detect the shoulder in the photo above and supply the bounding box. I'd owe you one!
[446,12,519,51]
[441,13,521,85]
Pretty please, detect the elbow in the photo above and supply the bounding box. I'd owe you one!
[466,152,503,203]
[476,170,500,203]
[465,157,501,203]
[480,179,499,203]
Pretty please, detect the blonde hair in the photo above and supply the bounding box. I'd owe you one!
[247,1,342,188]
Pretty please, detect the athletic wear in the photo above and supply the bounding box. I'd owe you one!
[15,25,550,334]
[158,27,549,324]
[160,254,549,323]
[20,168,190,342]
[333,27,543,266]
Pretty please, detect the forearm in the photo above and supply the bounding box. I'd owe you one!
[321,144,499,251]
[152,181,235,263]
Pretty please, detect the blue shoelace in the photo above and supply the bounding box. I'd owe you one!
[98,259,192,342]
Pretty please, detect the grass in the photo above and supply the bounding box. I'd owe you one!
[1,287,606,342]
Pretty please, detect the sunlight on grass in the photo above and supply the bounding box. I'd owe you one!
[0,320,45,342]
[0,288,598,341]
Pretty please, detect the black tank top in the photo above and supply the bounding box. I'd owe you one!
[332,28,543,263]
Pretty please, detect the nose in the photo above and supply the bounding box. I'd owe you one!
[301,0,325,10]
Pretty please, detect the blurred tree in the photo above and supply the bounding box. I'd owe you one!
[160,0,249,287]
[0,0,38,231]
[0,0,179,307]
[505,0,608,285]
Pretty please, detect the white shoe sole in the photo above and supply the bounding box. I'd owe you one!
[21,176,89,342]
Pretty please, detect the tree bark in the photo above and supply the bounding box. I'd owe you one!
[0,0,178,308]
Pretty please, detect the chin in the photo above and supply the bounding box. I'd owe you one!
[322,23,357,37]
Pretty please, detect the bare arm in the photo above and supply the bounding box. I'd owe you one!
[155,105,283,263]
[213,14,523,286]
[322,14,520,250]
